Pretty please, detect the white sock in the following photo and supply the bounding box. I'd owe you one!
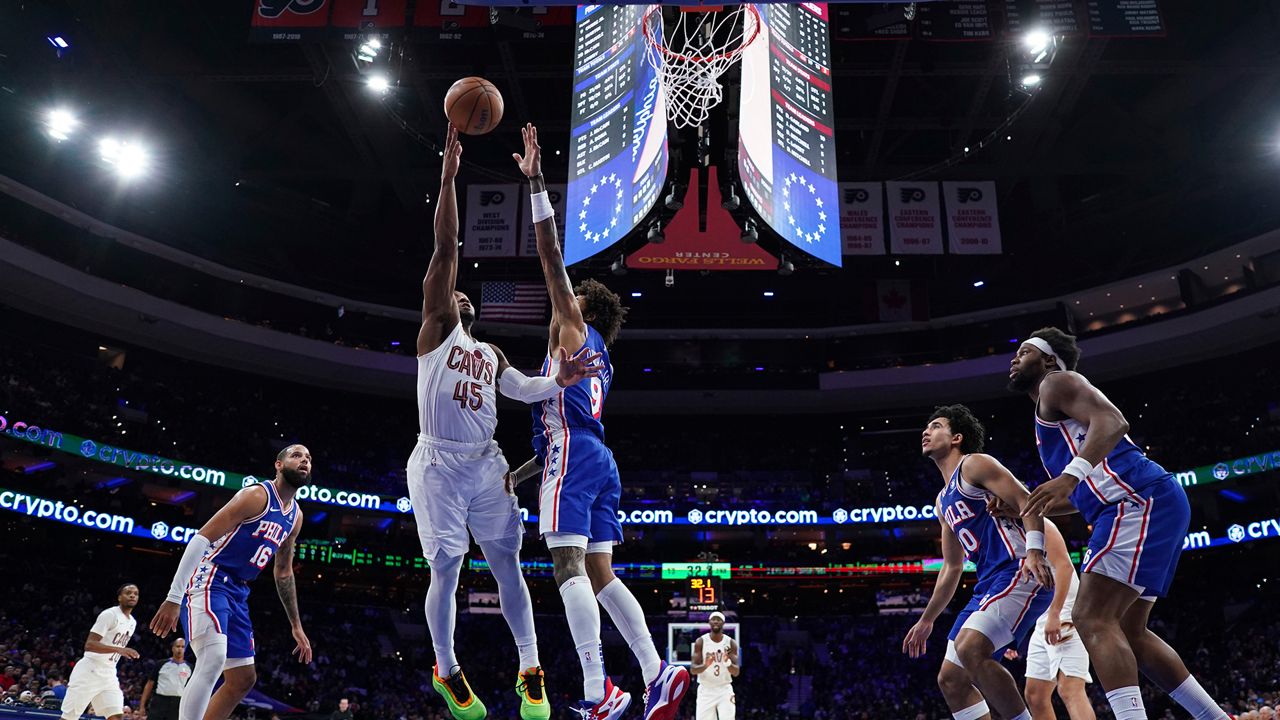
[478,539,540,670]
[1010,711,1032,720]
[596,578,663,685]
[426,553,463,674]
[952,700,989,720]
[1168,675,1228,720]
[559,575,605,702]
[180,635,227,720]
[1105,686,1147,720]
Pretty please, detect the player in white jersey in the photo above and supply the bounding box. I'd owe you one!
[690,612,738,720]
[412,125,601,720]
[61,584,139,720]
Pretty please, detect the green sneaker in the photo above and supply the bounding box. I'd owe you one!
[515,666,551,720]
[432,665,487,720]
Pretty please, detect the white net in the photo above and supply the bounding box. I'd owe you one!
[642,5,761,129]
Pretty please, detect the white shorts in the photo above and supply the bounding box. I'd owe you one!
[695,683,735,720]
[407,437,522,560]
[1025,623,1092,683]
[62,661,124,719]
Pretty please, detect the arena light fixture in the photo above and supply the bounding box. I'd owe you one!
[1021,73,1042,88]
[99,138,149,180]
[973,280,985,287]
[630,291,642,298]
[778,255,795,276]
[762,291,775,297]
[367,75,391,93]
[45,108,77,141]
[1023,29,1051,59]
[740,218,758,244]
[47,36,71,49]
[647,220,664,244]
[664,184,685,211]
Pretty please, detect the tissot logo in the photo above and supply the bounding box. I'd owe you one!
[899,187,926,203]
[258,0,325,19]
[844,187,869,203]
[479,190,505,206]
[955,187,983,203]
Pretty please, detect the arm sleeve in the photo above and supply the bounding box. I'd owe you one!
[166,535,212,603]
[90,609,115,636]
[498,366,564,404]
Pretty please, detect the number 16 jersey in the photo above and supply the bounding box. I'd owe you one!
[418,321,499,444]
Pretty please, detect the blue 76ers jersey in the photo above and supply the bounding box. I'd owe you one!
[531,324,612,452]
[938,457,1027,587]
[194,481,299,584]
[1033,373,1171,525]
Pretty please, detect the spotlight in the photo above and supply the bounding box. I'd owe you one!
[1023,29,1051,57]
[664,269,674,288]
[357,40,381,63]
[367,75,391,93]
[45,108,77,141]
[740,218,758,244]
[611,255,627,275]
[1020,73,1042,88]
[778,255,794,276]
[99,138,148,180]
[647,220,664,244]
[721,185,740,211]
[663,184,684,211]
[973,280,985,288]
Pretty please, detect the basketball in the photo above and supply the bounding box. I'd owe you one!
[443,76,504,135]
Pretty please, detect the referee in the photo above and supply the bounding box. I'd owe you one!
[139,639,191,720]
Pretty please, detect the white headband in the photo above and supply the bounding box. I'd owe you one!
[709,611,726,622]
[1021,337,1057,360]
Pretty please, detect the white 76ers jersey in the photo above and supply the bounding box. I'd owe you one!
[417,322,499,444]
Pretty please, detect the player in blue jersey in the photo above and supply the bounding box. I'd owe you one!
[148,445,313,720]
[1011,328,1228,720]
[509,123,689,720]
[903,404,1054,720]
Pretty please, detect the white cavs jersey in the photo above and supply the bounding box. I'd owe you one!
[417,322,499,443]
[698,634,734,688]
[83,607,136,673]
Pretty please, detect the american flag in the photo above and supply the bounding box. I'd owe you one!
[480,282,547,323]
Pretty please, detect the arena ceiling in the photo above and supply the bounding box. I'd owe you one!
[1,1,1279,326]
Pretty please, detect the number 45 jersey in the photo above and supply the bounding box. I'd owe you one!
[417,321,499,444]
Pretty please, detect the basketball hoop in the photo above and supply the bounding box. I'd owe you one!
[642,4,761,129]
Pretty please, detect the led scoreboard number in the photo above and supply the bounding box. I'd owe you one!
[687,576,722,613]
[563,4,669,265]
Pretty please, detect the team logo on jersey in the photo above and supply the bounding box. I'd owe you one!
[151,521,170,540]
[1213,463,1230,480]
[396,497,413,513]
[687,509,704,525]
[1227,524,1246,543]
[832,508,848,524]
[258,0,325,19]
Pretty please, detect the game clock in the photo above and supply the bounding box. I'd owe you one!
[687,576,722,612]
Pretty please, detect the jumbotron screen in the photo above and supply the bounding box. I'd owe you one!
[738,3,842,266]
[563,4,669,265]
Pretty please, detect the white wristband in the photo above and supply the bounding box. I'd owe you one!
[1025,530,1045,552]
[530,191,554,223]
[1062,456,1094,481]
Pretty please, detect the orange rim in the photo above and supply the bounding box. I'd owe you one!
[642,4,761,65]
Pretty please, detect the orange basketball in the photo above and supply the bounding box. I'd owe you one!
[443,77,504,135]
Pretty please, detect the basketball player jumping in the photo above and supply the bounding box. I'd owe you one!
[691,611,739,720]
[413,124,603,720]
[511,122,691,720]
[149,445,312,720]
[903,404,1053,720]
[60,584,139,720]
[1011,328,1228,720]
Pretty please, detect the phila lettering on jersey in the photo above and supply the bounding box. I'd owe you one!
[187,481,300,593]
[418,322,499,444]
[938,456,1028,586]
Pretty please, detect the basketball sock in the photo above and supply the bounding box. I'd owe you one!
[1105,686,1148,720]
[477,539,540,670]
[1168,675,1229,719]
[180,634,227,720]
[596,578,662,685]
[426,553,464,674]
[951,700,989,720]
[559,575,606,703]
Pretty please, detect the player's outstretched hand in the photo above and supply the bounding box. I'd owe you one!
[902,618,933,659]
[149,601,181,637]
[512,123,541,178]
[1003,648,1020,661]
[441,125,462,182]
[554,346,603,388]
[503,471,517,495]
[291,626,313,664]
[120,648,140,660]
[1022,473,1078,518]
[1022,549,1055,589]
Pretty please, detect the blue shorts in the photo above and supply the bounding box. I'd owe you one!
[536,430,624,544]
[948,564,1051,654]
[181,570,255,660]
[1082,475,1189,598]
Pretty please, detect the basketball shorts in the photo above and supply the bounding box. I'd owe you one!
[61,661,124,719]
[1081,475,1190,598]
[181,570,255,660]
[695,684,735,720]
[407,435,522,560]
[1025,618,1092,683]
[946,562,1050,666]
[536,431,624,545]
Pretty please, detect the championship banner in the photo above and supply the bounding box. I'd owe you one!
[885,182,943,254]
[412,0,491,41]
[519,184,568,258]
[249,0,333,42]
[328,0,407,39]
[942,181,1002,255]
[838,182,885,255]
[463,183,520,257]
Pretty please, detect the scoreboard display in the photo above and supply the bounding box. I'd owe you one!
[687,576,722,612]
[737,3,841,266]
[563,4,669,265]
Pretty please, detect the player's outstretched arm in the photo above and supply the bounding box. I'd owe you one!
[689,637,706,675]
[965,454,1053,588]
[1024,371,1130,518]
[490,343,602,404]
[903,509,963,659]
[418,125,464,356]
[505,456,543,494]
[274,514,312,664]
[149,486,270,637]
[513,122,586,353]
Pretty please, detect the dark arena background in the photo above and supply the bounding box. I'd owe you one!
[2,1,1279,719]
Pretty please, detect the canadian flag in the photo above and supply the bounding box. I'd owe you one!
[869,279,929,322]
